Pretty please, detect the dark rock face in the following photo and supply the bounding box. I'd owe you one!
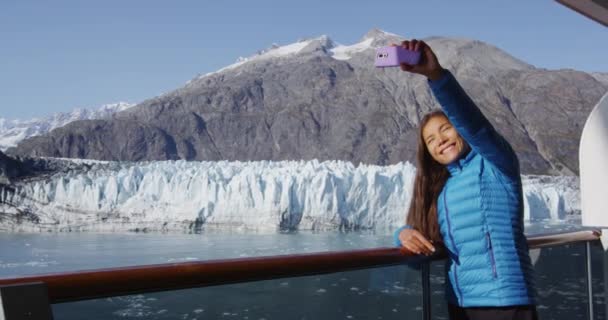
[8,33,607,175]
[498,69,604,174]
[12,120,180,161]
[0,150,23,183]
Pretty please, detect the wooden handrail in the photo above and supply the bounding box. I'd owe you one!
[0,247,419,303]
[0,229,600,304]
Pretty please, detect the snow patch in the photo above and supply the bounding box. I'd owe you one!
[201,37,325,78]
[330,38,374,61]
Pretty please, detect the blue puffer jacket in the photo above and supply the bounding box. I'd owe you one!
[394,70,536,307]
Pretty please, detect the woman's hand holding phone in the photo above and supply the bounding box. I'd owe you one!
[392,39,445,81]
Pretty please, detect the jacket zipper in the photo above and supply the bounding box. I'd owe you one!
[486,232,498,278]
[443,190,463,303]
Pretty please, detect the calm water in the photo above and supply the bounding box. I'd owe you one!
[0,222,604,320]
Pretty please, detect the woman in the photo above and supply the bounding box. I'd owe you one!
[393,39,538,320]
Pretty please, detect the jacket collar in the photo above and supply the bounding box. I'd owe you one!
[446,149,475,175]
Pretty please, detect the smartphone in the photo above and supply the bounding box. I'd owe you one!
[374,46,421,67]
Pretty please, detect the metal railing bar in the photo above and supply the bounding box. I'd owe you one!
[421,262,431,320]
[527,229,600,248]
[585,241,594,320]
[0,229,600,304]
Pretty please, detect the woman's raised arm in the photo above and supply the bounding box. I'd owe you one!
[398,39,519,178]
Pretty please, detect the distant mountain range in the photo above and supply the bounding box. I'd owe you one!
[6,29,608,175]
[0,102,133,151]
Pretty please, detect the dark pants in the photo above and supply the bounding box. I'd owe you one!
[448,304,539,320]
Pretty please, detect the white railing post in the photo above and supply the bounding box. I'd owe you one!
[578,90,608,320]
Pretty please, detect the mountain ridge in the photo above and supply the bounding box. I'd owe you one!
[0,102,133,151]
[8,30,607,175]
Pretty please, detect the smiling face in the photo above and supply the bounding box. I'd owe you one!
[421,114,469,165]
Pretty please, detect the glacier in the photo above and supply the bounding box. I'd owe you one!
[0,159,579,232]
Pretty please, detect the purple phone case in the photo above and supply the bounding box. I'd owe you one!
[374,46,421,67]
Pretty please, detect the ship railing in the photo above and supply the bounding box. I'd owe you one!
[0,229,601,320]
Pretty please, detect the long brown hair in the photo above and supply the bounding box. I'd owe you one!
[406,111,450,242]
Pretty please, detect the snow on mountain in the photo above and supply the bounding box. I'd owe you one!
[197,30,397,78]
[591,72,608,87]
[194,28,532,82]
[200,36,335,79]
[0,159,579,232]
[330,38,374,61]
[0,102,134,151]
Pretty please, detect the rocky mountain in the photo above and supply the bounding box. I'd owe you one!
[8,29,607,175]
[0,102,133,151]
[592,72,608,87]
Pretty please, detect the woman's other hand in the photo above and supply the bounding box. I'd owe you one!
[398,228,436,255]
[392,39,444,81]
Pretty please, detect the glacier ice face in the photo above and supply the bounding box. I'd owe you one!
[0,159,579,232]
[522,175,579,221]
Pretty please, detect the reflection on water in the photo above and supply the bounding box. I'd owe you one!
[0,223,603,320]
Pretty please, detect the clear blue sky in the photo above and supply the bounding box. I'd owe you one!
[1,0,606,119]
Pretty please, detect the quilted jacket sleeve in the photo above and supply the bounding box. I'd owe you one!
[428,70,520,179]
